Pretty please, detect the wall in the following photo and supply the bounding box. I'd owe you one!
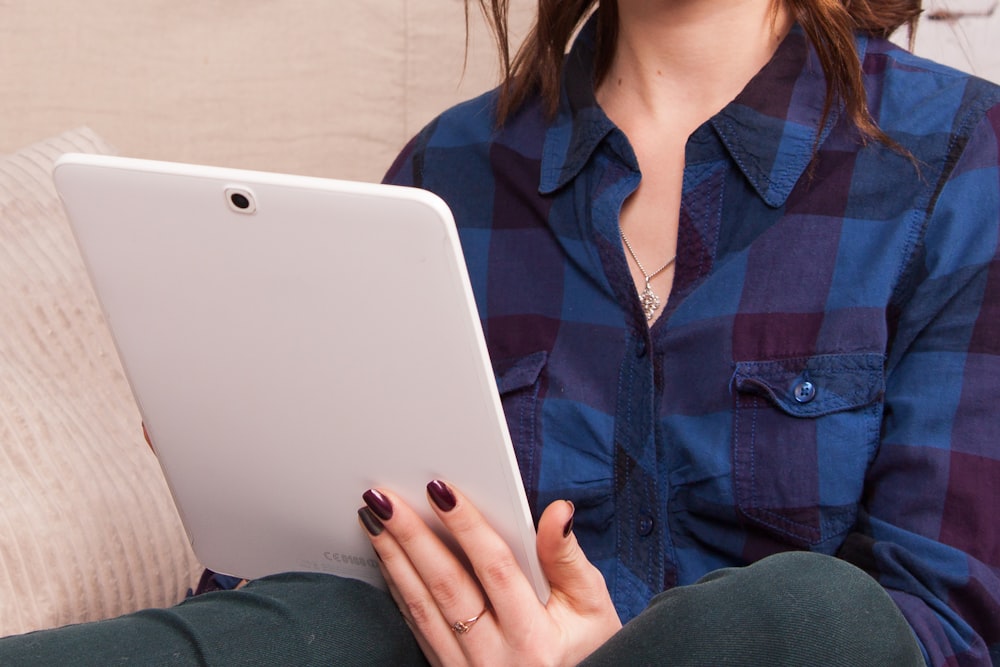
[902,0,1000,83]
[0,1,533,182]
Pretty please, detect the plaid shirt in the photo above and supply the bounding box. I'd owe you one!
[385,20,1000,665]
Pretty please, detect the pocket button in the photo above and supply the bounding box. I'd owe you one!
[637,515,655,536]
[793,380,817,404]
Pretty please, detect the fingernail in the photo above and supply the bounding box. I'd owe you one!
[363,489,393,521]
[426,480,457,512]
[563,500,575,538]
[358,507,385,536]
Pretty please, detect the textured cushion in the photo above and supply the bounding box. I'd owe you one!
[0,128,201,637]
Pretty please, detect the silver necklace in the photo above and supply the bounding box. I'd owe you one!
[621,230,676,321]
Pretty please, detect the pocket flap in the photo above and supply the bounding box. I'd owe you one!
[494,351,548,395]
[732,353,884,418]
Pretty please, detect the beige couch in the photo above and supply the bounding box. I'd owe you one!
[0,1,531,638]
[0,129,203,638]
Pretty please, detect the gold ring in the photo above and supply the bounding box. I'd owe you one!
[450,606,489,635]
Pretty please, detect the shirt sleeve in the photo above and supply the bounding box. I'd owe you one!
[839,98,1000,666]
[382,122,434,189]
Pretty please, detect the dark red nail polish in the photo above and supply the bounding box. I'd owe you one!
[363,489,393,521]
[426,480,457,512]
[358,507,385,536]
[563,500,575,538]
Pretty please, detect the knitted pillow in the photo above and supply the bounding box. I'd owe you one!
[0,128,201,637]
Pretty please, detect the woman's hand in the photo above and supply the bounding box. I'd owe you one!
[357,481,622,666]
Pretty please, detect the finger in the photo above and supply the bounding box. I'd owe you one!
[424,480,545,634]
[360,493,493,659]
[365,489,488,623]
[359,506,463,666]
[536,500,617,618]
[372,549,446,667]
[141,422,155,452]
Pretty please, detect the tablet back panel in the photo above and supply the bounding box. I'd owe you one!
[53,154,547,600]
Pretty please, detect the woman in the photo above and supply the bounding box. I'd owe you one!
[4,0,998,664]
[364,0,999,664]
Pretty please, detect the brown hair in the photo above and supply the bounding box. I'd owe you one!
[473,0,922,144]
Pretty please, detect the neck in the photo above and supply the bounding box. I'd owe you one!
[598,0,793,129]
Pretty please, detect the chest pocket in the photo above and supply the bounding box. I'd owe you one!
[494,351,548,516]
[731,353,884,549]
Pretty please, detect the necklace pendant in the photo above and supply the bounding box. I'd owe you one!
[639,284,660,321]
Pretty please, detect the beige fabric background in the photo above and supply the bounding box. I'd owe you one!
[904,0,1000,82]
[0,1,533,181]
[0,128,206,637]
[0,2,990,180]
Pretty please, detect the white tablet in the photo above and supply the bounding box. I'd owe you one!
[53,153,548,601]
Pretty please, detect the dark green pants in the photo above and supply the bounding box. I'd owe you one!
[0,552,924,666]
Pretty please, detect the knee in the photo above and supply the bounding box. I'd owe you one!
[644,551,925,666]
[736,550,875,598]
[696,552,887,626]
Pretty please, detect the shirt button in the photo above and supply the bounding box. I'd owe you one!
[636,338,647,358]
[637,515,654,536]
[793,380,816,404]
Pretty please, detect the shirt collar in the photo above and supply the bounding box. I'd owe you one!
[539,20,868,207]
[539,16,620,195]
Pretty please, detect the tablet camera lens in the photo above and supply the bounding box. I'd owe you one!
[225,187,256,214]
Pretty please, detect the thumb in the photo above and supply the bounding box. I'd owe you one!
[536,500,615,614]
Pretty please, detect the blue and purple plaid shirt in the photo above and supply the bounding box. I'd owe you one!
[385,21,1000,665]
